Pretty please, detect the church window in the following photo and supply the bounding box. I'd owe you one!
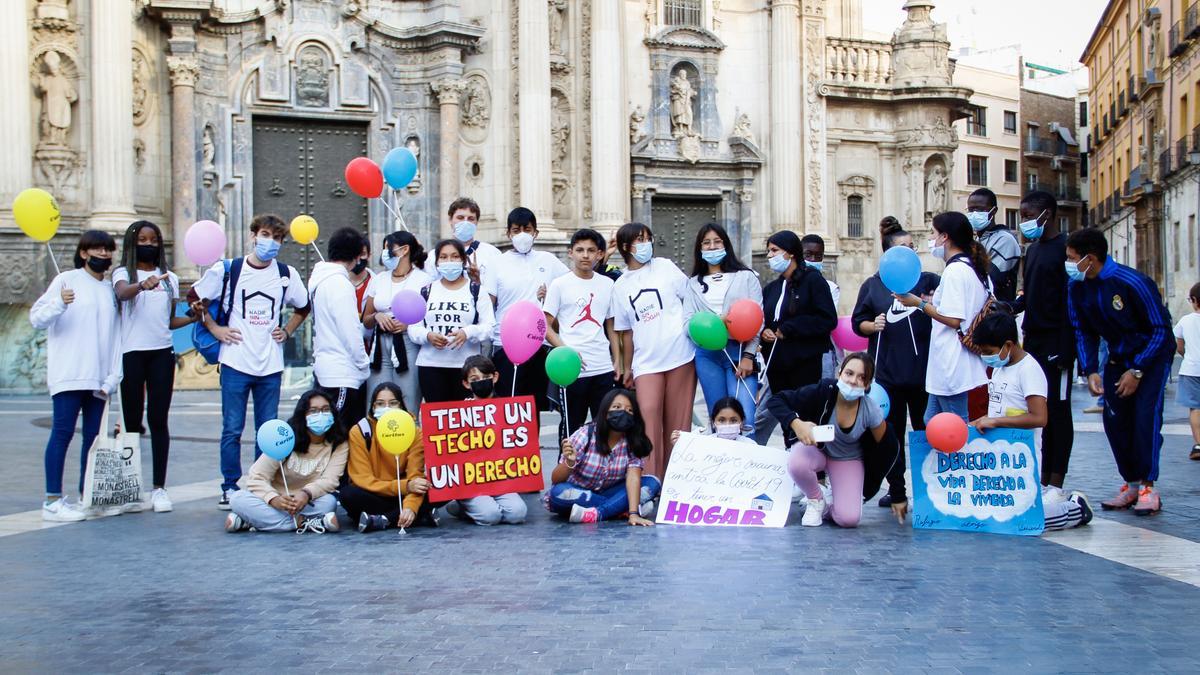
[847,195,864,238]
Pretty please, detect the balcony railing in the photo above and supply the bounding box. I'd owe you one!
[1193,124,1200,152]
[1160,149,1174,179]
[1178,138,1190,168]
[825,38,893,85]
[1058,186,1082,202]
[1024,136,1054,155]
[1129,75,1139,101]
[1119,90,1128,116]
[1188,2,1200,39]
[1170,22,1189,57]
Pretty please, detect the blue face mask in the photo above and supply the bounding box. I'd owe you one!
[1065,257,1090,283]
[1019,210,1046,240]
[836,380,865,401]
[701,248,726,265]
[306,412,334,435]
[255,237,281,262]
[767,253,791,274]
[966,209,994,232]
[381,250,400,271]
[981,346,1011,369]
[805,260,824,273]
[454,220,477,243]
[373,406,393,420]
[633,241,653,264]
[438,261,464,281]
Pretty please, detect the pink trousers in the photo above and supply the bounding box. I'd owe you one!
[788,444,865,528]
[634,361,697,478]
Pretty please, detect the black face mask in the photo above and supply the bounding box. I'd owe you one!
[469,379,494,399]
[351,259,368,275]
[606,410,635,432]
[136,245,159,264]
[86,257,112,274]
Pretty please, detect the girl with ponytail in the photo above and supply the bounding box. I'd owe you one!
[894,212,990,425]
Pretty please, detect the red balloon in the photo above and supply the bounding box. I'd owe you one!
[926,412,969,453]
[345,157,384,198]
[724,299,764,343]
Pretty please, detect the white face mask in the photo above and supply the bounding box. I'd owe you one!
[713,423,742,440]
[512,232,535,254]
[837,379,866,401]
[928,237,946,261]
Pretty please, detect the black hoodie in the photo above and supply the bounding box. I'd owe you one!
[851,272,941,389]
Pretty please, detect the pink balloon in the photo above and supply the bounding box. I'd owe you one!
[831,315,869,352]
[184,220,226,267]
[499,301,547,366]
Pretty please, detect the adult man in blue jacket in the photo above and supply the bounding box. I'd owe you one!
[1065,228,1174,515]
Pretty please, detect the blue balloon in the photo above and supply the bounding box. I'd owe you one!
[256,420,295,461]
[867,384,890,418]
[879,245,922,294]
[381,147,418,190]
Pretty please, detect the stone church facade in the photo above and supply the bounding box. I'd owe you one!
[0,0,969,391]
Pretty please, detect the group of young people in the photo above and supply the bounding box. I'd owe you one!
[32,188,1193,532]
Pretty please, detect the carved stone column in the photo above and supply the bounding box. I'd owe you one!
[518,0,555,227]
[590,0,627,229]
[432,78,466,239]
[799,2,828,237]
[769,0,802,231]
[167,55,199,268]
[0,3,32,227]
[89,0,137,231]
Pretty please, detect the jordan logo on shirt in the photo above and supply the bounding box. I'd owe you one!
[571,293,602,328]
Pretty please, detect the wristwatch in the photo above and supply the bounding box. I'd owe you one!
[918,299,928,312]
[1130,369,1144,380]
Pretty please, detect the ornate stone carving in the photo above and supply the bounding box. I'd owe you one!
[924,162,948,215]
[131,48,150,126]
[679,134,701,163]
[201,124,217,187]
[133,138,146,172]
[405,135,422,194]
[804,20,825,231]
[33,51,77,149]
[631,183,646,199]
[838,174,876,199]
[551,91,571,174]
[737,186,754,202]
[549,0,567,56]
[730,109,756,146]
[295,46,330,107]
[629,105,647,146]
[460,77,491,131]
[166,55,199,87]
[712,0,722,31]
[431,78,466,105]
[644,0,656,38]
[898,116,956,148]
[670,69,697,138]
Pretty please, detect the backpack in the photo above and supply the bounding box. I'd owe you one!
[420,280,482,325]
[192,258,290,365]
[948,255,999,356]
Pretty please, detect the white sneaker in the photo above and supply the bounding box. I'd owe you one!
[122,496,145,513]
[801,497,826,527]
[1041,485,1067,504]
[638,499,657,518]
[322,512,340,533]
[42,498,86,522]
[151,488,173,513]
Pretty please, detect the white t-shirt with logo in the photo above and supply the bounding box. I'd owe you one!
[926,260,989,396]
[544,272,615,377]
[1174,313,1200,377]
[612,257,696,378]
[987,354,1047,449]
[113,267,179,353]
[410,280,496,369]
[192,259,309,377]
[482,250,569,345]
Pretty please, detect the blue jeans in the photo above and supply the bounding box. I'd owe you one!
[547,475,662,520]
[695,340,758,432]
[923,392,969,425]
[45,390,105,497]
[219,366,282,492]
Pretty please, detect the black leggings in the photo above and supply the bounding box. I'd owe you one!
[120,348,175,488]
[879,382,928,502]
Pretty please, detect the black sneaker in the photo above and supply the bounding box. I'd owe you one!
[217,489,234,511]
[357,513,388,533]
[877,494,893,508]
[1190,445,1200,461]
[1069,491,1094,527]
[415,502,439,528]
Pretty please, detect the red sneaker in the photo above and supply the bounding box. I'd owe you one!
[1100,484,1139,510]
[1133,487,1162,516]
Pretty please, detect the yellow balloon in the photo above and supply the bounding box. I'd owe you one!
[13,188,61,243]
[377,410,416,456]
[290,214,319,245]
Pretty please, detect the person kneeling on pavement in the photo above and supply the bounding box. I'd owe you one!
[226,389,348,534]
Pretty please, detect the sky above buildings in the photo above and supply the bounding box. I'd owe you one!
[861,0,1110,70]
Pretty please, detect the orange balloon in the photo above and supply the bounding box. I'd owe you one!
[724,299,764,343]
[926,412,969,453]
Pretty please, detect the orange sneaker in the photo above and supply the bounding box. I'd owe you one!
[1100,484,1139,510]
[1133,486,1162,516]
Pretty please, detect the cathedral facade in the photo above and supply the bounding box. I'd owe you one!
[0,0,969,391]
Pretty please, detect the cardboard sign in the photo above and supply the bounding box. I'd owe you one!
[422,395,543,501]
[909,428,1045,536]
[656,432,792,528]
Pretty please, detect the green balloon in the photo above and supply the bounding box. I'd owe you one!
[545,346,583,386]
[688,311,729,351]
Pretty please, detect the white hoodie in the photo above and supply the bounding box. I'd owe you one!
[30,268,123,396]
[308,262,370,388]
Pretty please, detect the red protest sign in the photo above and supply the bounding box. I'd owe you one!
[422,395,544,501]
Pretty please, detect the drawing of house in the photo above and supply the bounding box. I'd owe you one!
[751,494,774,511]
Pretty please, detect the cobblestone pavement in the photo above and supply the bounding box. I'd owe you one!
[2,383,1199,673]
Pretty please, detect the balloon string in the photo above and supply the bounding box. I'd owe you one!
[311,242,325,263]
[46,242,61,275]
[722,347,755,402]
[395,456,406,535]
[511,363,518,398]
[382,194,407,231]
[280,470,290,497]
[561,385,569,441]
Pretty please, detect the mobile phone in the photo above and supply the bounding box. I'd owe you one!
[812,424,835,443]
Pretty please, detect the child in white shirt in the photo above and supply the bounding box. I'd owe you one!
[1174,282,1200,460]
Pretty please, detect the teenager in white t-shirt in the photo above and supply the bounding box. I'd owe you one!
[612,222,697,478]
[544,229,619,440]
[31,230,124,522]
[308,227,372,432]
[187,214,311,509]
[896,212,989,424]
[970,312,1093,530]
[112,220,198,514]
[362,230,432,412]
[410,239,496,403]
[482,207,569,411]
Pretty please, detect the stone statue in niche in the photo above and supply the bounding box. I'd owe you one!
[1147,25,1160,72]
[295,47,329,107]
[202,125,216,172]
[131,50,149,126]
[34,51,76,148]
[405,136,422,194]
[730,109,756,146]
[629,105,646,146]
[551,94,570,173]
[461,78,490,129]
[925,164,947,215]
[670,70,697,138]
[549,0,567,56]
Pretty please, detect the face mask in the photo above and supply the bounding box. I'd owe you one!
[135,245,159,264]
[928,238,946,261]
[633,241,653,264]
[713,423,741,440]
[306,412,334,435]
[351,259,368,275]
[701,248,727,265]
[1019,210,1046,240]
[255,237,281,261]
[767,252,791,274]
[981,346,1011,369]
[836,380,866,401]
[381,250,400,271]
[454,220,477,243]
[86,257,113,274]
[966,209,993,232]
[469,378,494,399]
[438,261,464,281]
[804,260,824,273]
[372,406,393,420]
[1065,257,1090,282]
[606,410,635,432]
[512,232,535,254]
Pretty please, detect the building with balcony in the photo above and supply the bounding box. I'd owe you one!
[948,55,1023,229]
[1020,85,1084,233]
